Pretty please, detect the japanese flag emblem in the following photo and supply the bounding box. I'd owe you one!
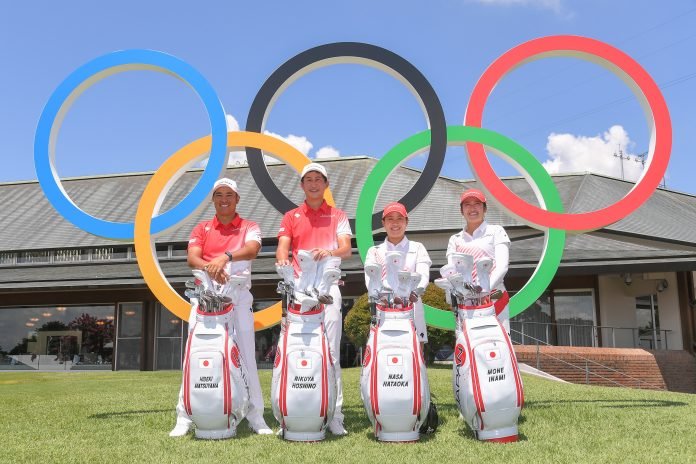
[296,358,312,369]
[199,358,213,368]
[387,354,403,366]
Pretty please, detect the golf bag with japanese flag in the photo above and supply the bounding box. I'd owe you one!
[360,251,431,442]
[436,253,523,443]
[271,252,340,441]
[180,263,251,439]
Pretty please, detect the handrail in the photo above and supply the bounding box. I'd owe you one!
[511,321,672,350]
[512,329,668,391]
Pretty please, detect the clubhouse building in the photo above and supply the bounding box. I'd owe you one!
[1,157,695,372]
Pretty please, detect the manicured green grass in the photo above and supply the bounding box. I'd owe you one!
[1,366,694,463]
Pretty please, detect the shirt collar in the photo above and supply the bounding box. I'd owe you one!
[213,214,242,229]
[384,236,409,251]
[463,220,488,239]
[301,200,331,215]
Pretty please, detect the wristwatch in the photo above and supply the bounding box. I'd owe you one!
[225,251,234,261]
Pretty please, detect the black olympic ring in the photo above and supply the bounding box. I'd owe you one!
[245,42,447,229]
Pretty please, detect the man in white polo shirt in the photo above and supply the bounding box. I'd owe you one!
[169,178,272,437]
[275,163,352,436]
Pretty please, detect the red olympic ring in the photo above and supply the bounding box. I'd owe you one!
[465,35,671,232]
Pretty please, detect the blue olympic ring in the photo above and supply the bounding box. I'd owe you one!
[34,49,228,240]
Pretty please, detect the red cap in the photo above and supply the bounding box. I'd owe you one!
[460,188,486,204]
[382,202,408,219]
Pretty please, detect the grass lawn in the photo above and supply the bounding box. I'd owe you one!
[1,366,695,464]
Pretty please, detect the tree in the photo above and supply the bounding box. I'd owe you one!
[37,321,68,331]
[344,284,455,365]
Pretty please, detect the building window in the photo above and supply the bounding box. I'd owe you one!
[511,289,597,347]
[115,303,142,370]
[0,305,114,371]
[155,303,184,370]
[17,250,51,264]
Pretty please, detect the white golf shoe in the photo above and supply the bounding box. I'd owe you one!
[328,418,348,436]
[168,418,192,437]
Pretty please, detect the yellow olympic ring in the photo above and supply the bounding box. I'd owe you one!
[134,131,335,330]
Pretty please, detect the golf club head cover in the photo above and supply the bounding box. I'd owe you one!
[315,256,342,296]
[383,251,405,292]
[476,258,493,292]
[296,250,317,294]
[364,261,382,298]
[449,253,474,284]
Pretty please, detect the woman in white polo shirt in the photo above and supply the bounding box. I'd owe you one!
[365,202,431,344]
[447,188,511,331]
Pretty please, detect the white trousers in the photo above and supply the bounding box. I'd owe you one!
[175,290,265,424]
[324,284,344,422]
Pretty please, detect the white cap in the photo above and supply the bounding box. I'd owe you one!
[212,178,239,195]
[300,162,328,180]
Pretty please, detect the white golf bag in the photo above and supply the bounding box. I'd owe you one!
[271,253,340,441]
[436,253,523,443]
[360,251,431,442]
[181,263,251,439]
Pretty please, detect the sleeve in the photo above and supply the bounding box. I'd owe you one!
[188,222,206,249]
[446,234,457,259]
[336,209,352,237]
[277,212,293,239]
[244,221,262,245]
[415,243,431,289]
[493,225,511,246]
[490,240,510,291]
[364,246,377,288]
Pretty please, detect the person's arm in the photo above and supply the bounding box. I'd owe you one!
[276,236,292,266]
[364,246,377,288]
[415,244,432,290]
[276,213,293,266]
[490,226,510,290]
[445,234,456,260]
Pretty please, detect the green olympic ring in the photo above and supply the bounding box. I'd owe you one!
[356,125,566,330]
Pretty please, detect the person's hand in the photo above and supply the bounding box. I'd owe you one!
[276,258,291,267]
[311,248,333,260]
[205,255,229,284]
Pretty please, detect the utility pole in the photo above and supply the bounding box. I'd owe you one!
[634,151,666,188]
[613,145,630,180]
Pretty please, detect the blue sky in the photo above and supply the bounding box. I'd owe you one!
[1,0,693,203]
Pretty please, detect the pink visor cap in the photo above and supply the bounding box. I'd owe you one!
[460,188,486,204]
[382,202,408,219]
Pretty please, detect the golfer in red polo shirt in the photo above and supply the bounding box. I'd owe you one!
[169,178,272,437]
[276,163,352,436]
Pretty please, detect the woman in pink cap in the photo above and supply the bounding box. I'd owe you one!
[365,202,431,344]
[447,188,511,331]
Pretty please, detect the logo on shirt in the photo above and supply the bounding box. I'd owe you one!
[189,238,197,244]
[294,213,301,218]
[278,227,285,233]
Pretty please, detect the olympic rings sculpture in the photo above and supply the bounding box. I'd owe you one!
[34,35,671,332]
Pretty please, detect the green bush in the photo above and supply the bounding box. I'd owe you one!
[344,284,455,364]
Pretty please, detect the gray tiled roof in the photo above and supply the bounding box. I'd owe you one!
[2,157,696,253]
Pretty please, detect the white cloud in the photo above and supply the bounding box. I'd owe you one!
[199,115,341,166]
[263,131,314,157]
[467,0,570,16]
[315,145,340,159]
[542,125,643,182]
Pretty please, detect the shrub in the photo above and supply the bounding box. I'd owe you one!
[343,284,455,364]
